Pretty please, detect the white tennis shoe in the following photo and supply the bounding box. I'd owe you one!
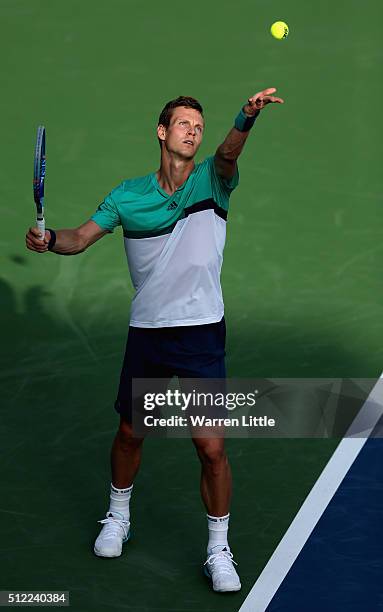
[204,546,241,592]
[93,511,130,558]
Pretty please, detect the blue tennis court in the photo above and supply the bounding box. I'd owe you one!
[239,377,383,611]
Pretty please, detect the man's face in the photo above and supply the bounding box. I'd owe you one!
[158,107,204,159]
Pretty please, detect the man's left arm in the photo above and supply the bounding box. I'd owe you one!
[214,88,284,180]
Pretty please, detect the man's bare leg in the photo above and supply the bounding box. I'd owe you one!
[192,436,241,591]
[94,416,144,558]
[192,437,232,516]
[111,416,145,488]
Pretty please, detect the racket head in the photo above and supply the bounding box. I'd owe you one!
[33,125,46,213]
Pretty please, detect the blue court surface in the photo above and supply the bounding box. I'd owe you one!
[238,377,383,612]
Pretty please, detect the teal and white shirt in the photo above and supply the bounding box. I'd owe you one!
[91,156,239,328]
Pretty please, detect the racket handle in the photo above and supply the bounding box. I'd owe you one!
[36,216,45,240]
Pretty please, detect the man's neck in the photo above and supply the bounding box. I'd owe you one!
[156,153,195,196]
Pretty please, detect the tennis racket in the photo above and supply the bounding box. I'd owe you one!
[33,125,46,239]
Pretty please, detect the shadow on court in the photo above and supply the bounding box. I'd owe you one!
[0,277,363,612]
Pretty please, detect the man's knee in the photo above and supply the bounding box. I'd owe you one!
[193,439,227,467]
[117,417,144,449]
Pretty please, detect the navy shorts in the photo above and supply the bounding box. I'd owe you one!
[114,317,226,421]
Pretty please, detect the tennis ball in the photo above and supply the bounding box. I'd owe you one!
[270,21,289,40]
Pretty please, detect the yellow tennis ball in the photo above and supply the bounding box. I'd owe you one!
[270,21,289,40]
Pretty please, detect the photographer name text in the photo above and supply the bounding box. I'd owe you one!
[143,415,275,428]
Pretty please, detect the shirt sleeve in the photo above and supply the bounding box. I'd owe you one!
[91,188,121,233]
[206,156,239,211]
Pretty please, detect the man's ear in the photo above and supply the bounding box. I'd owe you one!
[157,124,166,142]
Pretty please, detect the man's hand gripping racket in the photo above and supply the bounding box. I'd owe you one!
[27,125,51,252]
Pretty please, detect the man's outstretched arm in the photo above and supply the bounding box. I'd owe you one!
[214,87,284,179]
[25,220,109,255]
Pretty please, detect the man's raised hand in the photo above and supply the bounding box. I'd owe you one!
[243,88,284,116]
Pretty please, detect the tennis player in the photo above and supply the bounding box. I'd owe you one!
[26,90,283,592]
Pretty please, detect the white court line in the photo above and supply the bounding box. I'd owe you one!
[238,375,383,612]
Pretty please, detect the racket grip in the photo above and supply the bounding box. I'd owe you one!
[36,217,46,240]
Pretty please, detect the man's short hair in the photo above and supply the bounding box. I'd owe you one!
[157,96,203,149]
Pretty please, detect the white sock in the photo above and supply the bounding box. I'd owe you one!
[107,483,133,522]
[207,513,230,554]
